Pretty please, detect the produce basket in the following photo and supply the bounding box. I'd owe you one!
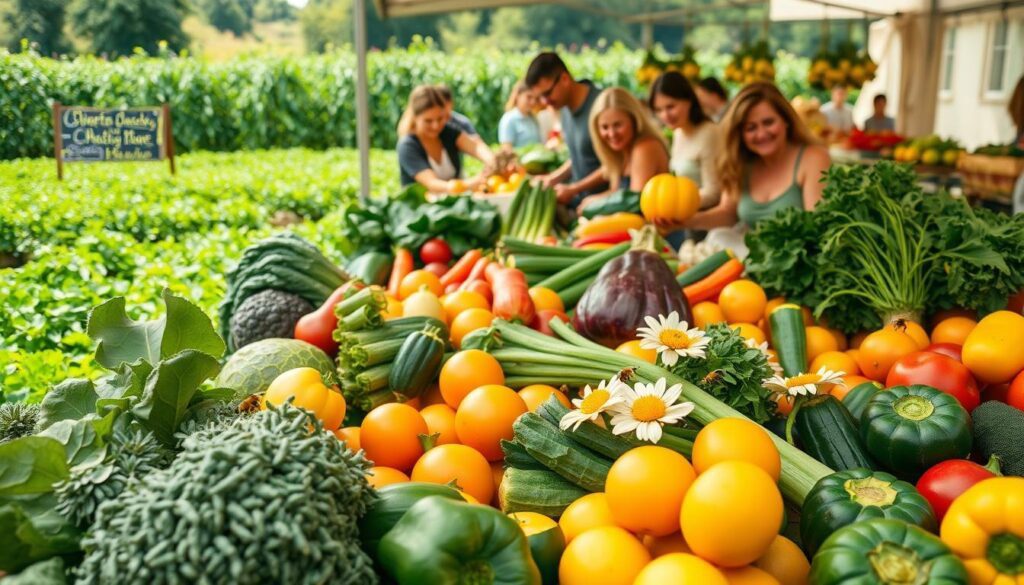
[472,192,516,217]
[957,153,1024,200]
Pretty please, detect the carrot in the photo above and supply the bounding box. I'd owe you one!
[440,248,482,288]
[458,257,491,290]
[388,248,414,298]
[464,279,493,305]
[683,258,745,305]
[490,267,536,324]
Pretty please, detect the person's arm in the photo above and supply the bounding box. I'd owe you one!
[457,131,495,168]
[799,144,831,210]
[540,160,572,189]
[679,188,740,230]
[413,169,463,194]
[697,126,722,207]
[555,167,606,204]
[626,138,669,191]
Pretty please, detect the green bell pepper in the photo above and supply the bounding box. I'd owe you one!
[800,468,937,556]
[810,518,968,585]
[379,496,542,585]
[860,385,972,480]
[358,482,464,560]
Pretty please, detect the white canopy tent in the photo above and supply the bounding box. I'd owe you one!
[350,0,1022,197]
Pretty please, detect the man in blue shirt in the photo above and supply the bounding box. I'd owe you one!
[525,52,606,207]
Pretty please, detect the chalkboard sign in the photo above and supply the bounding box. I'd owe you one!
[52,103,175,179]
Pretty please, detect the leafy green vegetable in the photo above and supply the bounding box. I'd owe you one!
[0,403,40,444]
[130,350,222,447]
[0,503,81,573]
[36,380,98,432]
[666,323,776,423]
[745,162,1024,332]
[3,557,68,584]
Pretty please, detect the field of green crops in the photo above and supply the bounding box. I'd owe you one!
[0,148,400,401]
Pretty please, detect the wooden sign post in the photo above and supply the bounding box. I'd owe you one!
[52,102,176,180]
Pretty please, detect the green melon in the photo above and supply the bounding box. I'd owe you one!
[217,338,337,399]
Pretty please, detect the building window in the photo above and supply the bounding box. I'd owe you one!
[986,20,1009,93]
[940,27,956,92]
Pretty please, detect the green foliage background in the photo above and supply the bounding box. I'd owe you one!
[1,43,813,161]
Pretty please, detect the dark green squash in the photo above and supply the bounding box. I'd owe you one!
[388,325,446,398]
[795,394,875,471]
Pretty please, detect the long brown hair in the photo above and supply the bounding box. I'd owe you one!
[648,71,710,127]
[589,87,668,187]
[716,82,817,196]
[1010,76,1024,132]
[398,85,446,137]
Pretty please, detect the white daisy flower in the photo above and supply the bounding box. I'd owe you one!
[559,378,626,432]
[745,338,783,375]
[762,367,845,397]
[609,377,695,444]
[636,312,710,367]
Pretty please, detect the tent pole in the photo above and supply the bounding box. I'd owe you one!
[354,0,372,202]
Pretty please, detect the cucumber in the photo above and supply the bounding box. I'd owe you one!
[345,251,393,286]
[499,467,587,517]
[501,439,548,471]
[535,395,639,459]
[676,249,733,286]
[795,394,875,471]
[513,412,612,492]
[387,325,445,398]
[769,304,808,377]
[841,382,882,424]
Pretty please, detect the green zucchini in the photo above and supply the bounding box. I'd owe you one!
[535,242,630,292]
[499,467,587,517]
[769,304,808,377]
[500,237,593,257]
[840,381,881,424]
[345,251,393,286]
[501,179,531,237]
[512,412,611,492]
[676,249,733,286]
[388,325,445,398]
[535,395,638,459]
[795,394,875,471]
[501,439,548,471]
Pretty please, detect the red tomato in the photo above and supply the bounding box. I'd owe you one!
[1008,369,1024,411]
[420,238,452,265]
[1008,288,1024,314]
[531,309,569,337]
[885,351,980,412]
[925,343,962,362]
[423,262,449,278]
[916,457,1000,522]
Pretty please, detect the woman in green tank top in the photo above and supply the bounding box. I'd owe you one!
[669,82,831,235]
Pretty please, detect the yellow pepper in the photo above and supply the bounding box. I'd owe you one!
[262,367,346,431]
[940,477,1024,585]
[575,213,645,238]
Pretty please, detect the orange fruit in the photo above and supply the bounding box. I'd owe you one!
[606,446,696,537]
[486,174,505,192]
[634,553,727,585]
[718,280,768,324]
[529,286,564,313]
[886,319,929,349]
[560,493,616,543]
[722,566,782,584]
[856,328,920,381]
[381,295,403,320]
[454,385,527,461]
[827,375,877,401]
[441,290,490,322]
[399,269,443,299]
[692,418,781,480]
[849,330,870,349]
[518,384,571,411]
[615,339,657,363]
[420,383,445,407]
[764,297,787,321]
[333,426,361,452]
[732,322,766,345]
[774,394,795,417]
[360,403,428,472]
[439,349,505,408]
[931,316,977,346]
[411,443,494,504]
[828,328,848,351]
[693,301,727,328]
[754,535,810,585]
[643,532,691,557]
[805,326,839,364]
[559,526,650,585]
[450,307,494,349]
[929,307,977,329]
[809,350,859,376]
[420,403,458,446]
[491,461,505,506]
[366,466,409,488]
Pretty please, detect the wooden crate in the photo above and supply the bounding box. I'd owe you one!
[957,153,1024,199]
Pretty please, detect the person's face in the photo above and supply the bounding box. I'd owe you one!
[415,106,447,138]
[832,86,848,105]
[597,108,635,153]
[531,72,569,109]
[652,93,692,129]
[741,100,788,158]
[516,89,538,113]
[874,98,887,116]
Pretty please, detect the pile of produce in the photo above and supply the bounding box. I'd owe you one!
[892,134,964,167]
[723,41,775,84]
[635,45,701,85]
[807,41,877,90]
[5,159,1024,585]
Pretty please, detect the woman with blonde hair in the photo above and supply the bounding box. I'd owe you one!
[397,84,496,192]
[576,87,670,213]
[498,80,541,149]
[678,82,830,232]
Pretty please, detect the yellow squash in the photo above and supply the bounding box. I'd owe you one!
[262,367,346,431]
[640,174,700,224]
[575,212,645,238]
[940,477,1024,585]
